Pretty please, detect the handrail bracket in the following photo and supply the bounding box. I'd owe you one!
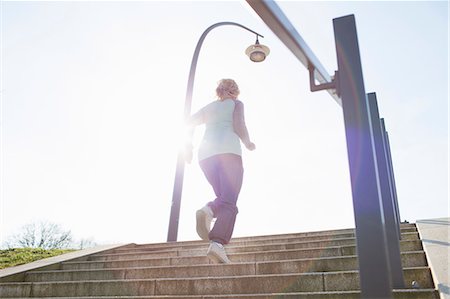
[308,63,339,97]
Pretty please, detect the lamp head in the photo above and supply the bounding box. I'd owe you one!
[245,37,270,62]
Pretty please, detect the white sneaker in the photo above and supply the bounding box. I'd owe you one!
[207,241,231,264]
[196,205,214,241]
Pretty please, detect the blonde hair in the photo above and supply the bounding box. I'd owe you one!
[216,79,240,100]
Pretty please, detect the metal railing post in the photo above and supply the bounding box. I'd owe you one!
[368,93,404,288]
[381,119,402,239]
[246,1,404,296]
[333,15,393,298]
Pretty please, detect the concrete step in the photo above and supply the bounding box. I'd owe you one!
[0,289,441,299]
[114,232,359,254]
[87,235,421,262]
[108,234,420,258]
[0,267,434,297]
[24,252,427,283]
[0,223,437,298]
[115,224,417,253]
[60,240,422,270]
[113,229,419,255]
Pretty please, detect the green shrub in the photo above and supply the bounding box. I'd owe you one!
[0,248,75,269]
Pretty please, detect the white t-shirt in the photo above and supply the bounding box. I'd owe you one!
[190,98,246,161]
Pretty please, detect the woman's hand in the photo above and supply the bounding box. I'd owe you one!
[246,142,256,151]
[184,143,193,163]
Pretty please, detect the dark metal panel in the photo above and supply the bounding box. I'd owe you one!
[333,15,393,298]
[381,119,402,239]
[368,93,404,288]
[246,0,341,105]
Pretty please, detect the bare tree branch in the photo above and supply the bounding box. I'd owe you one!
[7,221,73,249]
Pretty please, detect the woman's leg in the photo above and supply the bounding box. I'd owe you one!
[199,156,221,215]
[207,154,243,245]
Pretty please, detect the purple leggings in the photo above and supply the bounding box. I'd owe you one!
[199,154,244,245]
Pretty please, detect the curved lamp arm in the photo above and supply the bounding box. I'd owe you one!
[167,22,265,242]
[184,22,264,117]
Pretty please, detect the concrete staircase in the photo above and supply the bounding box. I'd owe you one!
[0,223,440,298]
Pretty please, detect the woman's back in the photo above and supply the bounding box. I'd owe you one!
[199,99,241,160]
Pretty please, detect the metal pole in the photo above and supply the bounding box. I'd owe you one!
[368,93,404,288]
[381,119,402,239]
[167,22,265,242]
[333,15,393,298]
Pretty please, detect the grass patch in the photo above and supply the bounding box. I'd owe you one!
[0,248,76,269]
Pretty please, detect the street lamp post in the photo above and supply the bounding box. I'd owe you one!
[167,22,269,242]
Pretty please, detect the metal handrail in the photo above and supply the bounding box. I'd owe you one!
[245,1,403,297]
[246,0,341,105]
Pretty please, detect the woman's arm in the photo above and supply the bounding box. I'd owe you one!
[233,100,255,151]
[187,108,205,127]
[184,109,205,163]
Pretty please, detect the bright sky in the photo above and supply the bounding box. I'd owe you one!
[1,1,448,247]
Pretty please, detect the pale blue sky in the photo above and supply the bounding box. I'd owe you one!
[1,1,448,246]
